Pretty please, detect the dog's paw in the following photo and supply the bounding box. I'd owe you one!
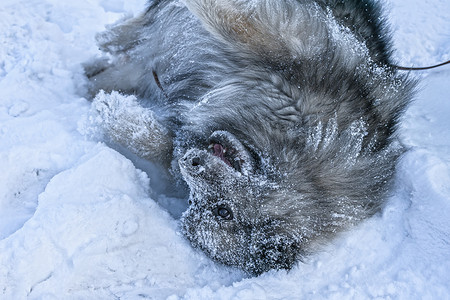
[92,90,152,134]
[91,91,172,164]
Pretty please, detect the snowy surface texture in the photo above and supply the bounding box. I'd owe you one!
[1,0,450,299]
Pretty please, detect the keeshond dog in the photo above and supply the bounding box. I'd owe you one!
[86,0,415,275]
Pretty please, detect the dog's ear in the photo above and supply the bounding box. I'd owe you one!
[184,0,328,65]
[248,219,300,275]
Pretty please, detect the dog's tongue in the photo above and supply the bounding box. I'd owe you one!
[213,144,231,166]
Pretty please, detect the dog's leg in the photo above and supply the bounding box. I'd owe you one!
[83,13,148,97]
[92,91,173,167]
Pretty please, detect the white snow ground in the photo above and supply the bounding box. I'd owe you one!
[0,0,449,299]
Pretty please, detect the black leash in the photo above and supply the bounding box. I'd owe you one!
[393,59,450,71]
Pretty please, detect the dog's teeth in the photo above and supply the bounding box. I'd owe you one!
[208,144,213,149]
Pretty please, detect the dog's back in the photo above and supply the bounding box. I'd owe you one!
[88,0,397,113]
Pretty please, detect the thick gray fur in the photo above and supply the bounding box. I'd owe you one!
[86,0,416,275]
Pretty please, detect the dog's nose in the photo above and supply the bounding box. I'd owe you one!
[180,151,204,168]
[179,150,209,176]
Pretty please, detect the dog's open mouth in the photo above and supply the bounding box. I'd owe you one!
[208,131,253,174]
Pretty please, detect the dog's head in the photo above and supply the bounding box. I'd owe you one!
[179,130,303,275]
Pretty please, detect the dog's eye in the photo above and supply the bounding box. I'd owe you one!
[213,205,233,220]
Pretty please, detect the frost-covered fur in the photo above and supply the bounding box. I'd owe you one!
[86,0,415,275]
